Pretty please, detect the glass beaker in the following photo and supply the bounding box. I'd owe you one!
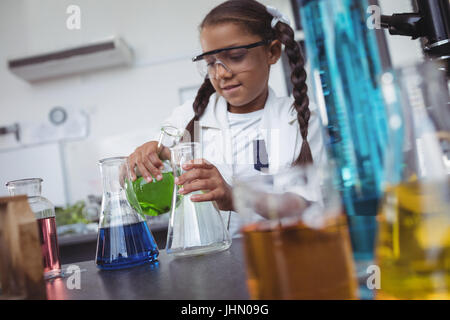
[95,157,159,270]
[165,142,232,257]
[376,62,450,299]
[132,125,184,216]
[233,165,358,299]
[6,178,61,280]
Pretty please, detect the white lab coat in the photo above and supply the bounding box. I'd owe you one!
[160,87,326,238]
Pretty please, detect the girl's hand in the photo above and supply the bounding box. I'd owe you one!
[175,159,234,211]
[127,141,170,182]
[254,192,310,219]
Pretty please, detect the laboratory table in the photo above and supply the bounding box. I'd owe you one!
[48,238,250,300]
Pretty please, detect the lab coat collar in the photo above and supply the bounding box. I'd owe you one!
[199,87,297,129]
[198,93,226,130]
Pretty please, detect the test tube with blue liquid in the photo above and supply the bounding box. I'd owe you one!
[299,0,388,298]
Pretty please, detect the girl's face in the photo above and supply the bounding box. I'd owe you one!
[200,23,281,113]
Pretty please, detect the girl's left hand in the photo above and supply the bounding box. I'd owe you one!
[175,159,234,211]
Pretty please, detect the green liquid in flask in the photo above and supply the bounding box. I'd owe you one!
[132,171,175,216]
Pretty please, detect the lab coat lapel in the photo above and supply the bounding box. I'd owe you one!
[258,88,298,173]
[199,94,233,181]
[198,94,222,130]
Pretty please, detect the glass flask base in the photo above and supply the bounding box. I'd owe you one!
[44,269,62,280]
[97,256,158,270]
[166,241,231,258]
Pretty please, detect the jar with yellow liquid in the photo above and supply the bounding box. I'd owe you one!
[376,62,450,299]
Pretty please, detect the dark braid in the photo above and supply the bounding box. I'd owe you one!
[274,22,313,166]
[184,78,215,142]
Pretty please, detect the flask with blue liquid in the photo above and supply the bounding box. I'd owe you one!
[95,157,159,270]
[298,0,388,290]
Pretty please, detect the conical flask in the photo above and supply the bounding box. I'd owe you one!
[376,62,450,299]
[95,156,159,270]
[166,142,232,257]
[131,125,185,216]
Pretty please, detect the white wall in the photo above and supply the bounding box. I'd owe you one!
[0,0,289,205]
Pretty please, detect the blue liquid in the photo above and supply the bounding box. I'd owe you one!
[344,195,380,263]
[95,221,159,270]
[346,214,377,261]
[345,201,379,300]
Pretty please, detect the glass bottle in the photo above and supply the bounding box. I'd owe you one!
[165,142,232,257]
[131,125,184,216]
[95,157,159,270]
[6,178,61,280]
[376,62,450,299]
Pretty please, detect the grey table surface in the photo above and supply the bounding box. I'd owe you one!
[47,238,250,300]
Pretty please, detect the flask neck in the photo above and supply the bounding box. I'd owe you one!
[6,178,43,197]
[98,157,128,194]
[97,156,145,228]
[158,126,184,151]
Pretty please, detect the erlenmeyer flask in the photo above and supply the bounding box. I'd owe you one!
[132,125,184,216]
[95,157,159,270]
[166,142,232,257]
[376,62,450,299]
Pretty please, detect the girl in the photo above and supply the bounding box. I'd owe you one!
[128,0,325,237]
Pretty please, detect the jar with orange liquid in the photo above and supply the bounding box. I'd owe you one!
[233,165,358,299]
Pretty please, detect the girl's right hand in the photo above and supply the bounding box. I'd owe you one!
[128,141,170,182]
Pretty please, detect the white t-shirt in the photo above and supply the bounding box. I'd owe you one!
[227,108,265,179]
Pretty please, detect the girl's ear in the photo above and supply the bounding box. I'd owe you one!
[267,40,282,65]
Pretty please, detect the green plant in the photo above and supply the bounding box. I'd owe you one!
[55,200,89,226]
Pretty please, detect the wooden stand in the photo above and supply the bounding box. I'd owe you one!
[0,196,47,300]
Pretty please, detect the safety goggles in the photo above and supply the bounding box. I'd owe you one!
[192,40,270,79]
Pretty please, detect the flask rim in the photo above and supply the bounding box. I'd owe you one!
[171,142,201,151]
[161,125,184,138]
[98,156,127,166]
[5,177,43,187]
